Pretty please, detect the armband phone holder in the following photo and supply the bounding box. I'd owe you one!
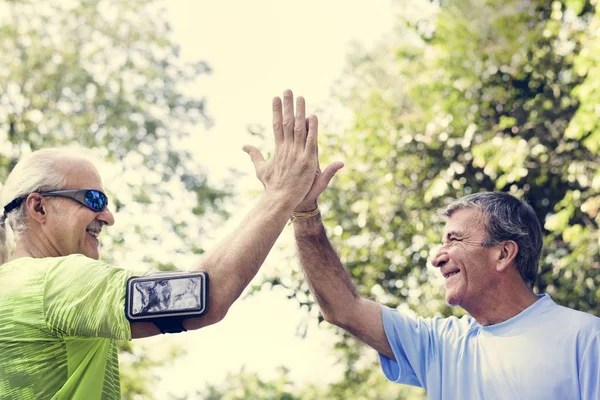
[125,271,209,334]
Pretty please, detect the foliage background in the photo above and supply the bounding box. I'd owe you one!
[1,0,598,398]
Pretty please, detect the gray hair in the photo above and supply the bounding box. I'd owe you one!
[0,149,92,264]
[444,192,543,287]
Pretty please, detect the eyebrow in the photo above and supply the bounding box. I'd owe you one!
[444,231,465,240]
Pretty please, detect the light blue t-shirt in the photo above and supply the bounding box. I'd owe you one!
[379,294,600,400]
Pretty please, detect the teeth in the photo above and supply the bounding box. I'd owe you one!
[445,271,459,278]
[87,230,100,238]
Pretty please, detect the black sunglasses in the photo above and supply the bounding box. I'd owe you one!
[3,189,109,214]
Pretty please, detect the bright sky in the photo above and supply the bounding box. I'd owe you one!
[142,1,397,397]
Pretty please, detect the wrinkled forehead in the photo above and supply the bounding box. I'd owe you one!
[443,207,487,236]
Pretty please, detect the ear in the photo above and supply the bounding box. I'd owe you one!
[495,240,519,272]
[25,193,47,224]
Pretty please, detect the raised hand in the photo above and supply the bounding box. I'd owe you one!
[243,90,320,208]
[294,128,344,213]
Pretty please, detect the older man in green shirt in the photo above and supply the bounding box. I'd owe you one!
[0,90,341,399]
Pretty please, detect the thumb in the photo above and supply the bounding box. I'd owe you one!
[314,161,344,193]
[242,145,266,167]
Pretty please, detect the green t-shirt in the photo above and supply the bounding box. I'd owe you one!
[0,255,141,400]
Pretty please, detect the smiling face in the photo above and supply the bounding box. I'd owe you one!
[42,160,115,260]
[431,207,500,310]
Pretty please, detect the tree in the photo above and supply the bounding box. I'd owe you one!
[260,0,598,397]
[188,365,423,400]
[0,0,231,397]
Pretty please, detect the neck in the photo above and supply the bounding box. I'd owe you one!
[10,236,59,261]
[466,280,539,326]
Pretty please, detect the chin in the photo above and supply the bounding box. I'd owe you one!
[445,290,463,307]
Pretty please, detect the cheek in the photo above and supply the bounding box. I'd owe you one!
[447,249,477,284]
[447,247,467,266]
[57,217,88,245]
[465,253,495,286]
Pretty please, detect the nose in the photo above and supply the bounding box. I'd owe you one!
[97,207,115,226]
[431,246,449,268]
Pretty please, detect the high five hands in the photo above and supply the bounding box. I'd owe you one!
[243,90,344,212]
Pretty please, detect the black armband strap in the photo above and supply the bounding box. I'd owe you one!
[153,318,187,334]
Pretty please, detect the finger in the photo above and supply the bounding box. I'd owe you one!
[316,143,320,173]
[311,162,344,196]
[306,117,320,171]
[282,89,294,141]
[242,145,266,168]
[305,114,318,154]
[272,97,283,149]
[294,96,307,149]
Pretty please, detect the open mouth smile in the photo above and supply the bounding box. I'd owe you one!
[86,228,101,239]
[443,270,460,279]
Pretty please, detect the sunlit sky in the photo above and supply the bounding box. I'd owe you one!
[135,0,398,397]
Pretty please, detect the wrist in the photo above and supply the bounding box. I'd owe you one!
[260,192,298,217]
[288,205,320,226]
[292,211,324,236]
[294,200,318,213]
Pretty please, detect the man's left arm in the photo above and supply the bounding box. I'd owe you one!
[579,331,600,399]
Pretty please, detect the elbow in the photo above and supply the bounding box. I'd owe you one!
[324,312,352,331]
[205,303,229,326]
[318,297,363,330]
[320,307,351,329]
[204,290,238,325]
[184,305,227,331]
[320,310,337,325]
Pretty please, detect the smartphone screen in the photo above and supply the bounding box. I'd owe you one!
[131,276,203,316]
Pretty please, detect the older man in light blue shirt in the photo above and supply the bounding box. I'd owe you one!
[380,293,599,399]
[292,191,599,400]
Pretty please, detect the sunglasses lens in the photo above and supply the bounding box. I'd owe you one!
[84,190,107,212]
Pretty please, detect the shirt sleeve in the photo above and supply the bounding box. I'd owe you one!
[378,305,461,389]
[43,254,145,340]
[579,331,600,400]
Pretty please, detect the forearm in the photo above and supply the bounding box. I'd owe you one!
[293,213,394,359]
[293,213,362,325]
[185,193,295,328]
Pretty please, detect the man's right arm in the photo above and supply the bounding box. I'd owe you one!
[130,192,301,338]
[293,213,395,360]
[132,90,320,338]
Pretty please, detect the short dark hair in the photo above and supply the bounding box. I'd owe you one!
[444,192,543,286]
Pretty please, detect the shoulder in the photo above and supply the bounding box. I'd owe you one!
[47,254,126,277]
[53,254,113,268]
[540,298,600,347]
[3,254,114,271]
[1,258,45,281]
[43,255,146,293]
[1,256,98,285]
[553,306,600,361]
[548,300,600,330]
